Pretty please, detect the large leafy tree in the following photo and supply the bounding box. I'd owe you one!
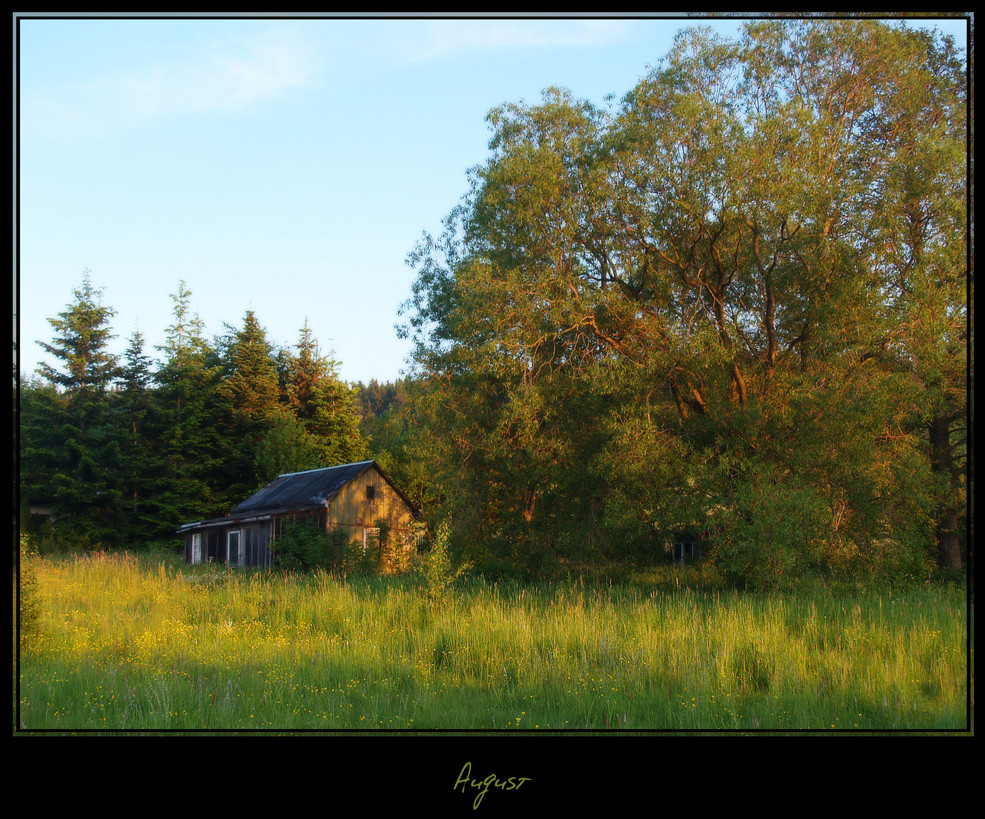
[399,89,628,573]
[727,20,969,573]
[595,23,941,582]
[400,19,968,583]
[854,24,969,571]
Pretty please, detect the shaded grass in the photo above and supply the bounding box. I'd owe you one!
[15,551,971,733]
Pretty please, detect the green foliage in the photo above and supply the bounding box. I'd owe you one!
[215,310,286,496]
[21,522,104,556]
[271,518,352,575]
[17,533,42,653]
[24,271,126,545]
[35,269,120,394]
[17,22,969,589]
[278,322,369,470]
[116,330,167,543]
[252,409,325,478]
[217,310,282,422]
[714,464,833,591]
[19,276,376,552]
[417,520,472,605]
[149,282,229,524]
[396,19,968,588]
[269,518,389,577]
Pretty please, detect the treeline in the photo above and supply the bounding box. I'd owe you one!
[385,20,969,587]
[18,277,370,548]
[18,20,970,590]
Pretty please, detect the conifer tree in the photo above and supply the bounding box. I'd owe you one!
[216,310,285,495]
[152,282,225,523]
[275,320,369,472]
[115,330,161,543]
[36,270,120,395]
[30,271,123,545]
[18,374,62,534]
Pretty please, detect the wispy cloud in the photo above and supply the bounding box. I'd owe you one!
[395,19,629,63]
[23,27,320,138]
[111,28,319,117]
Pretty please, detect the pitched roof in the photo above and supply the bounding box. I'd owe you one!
[177,460,419,534]
[230,460,377,516]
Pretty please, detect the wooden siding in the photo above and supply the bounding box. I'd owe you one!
[325,466,415,541]
[180,461,420,570]
[184,517,278,569]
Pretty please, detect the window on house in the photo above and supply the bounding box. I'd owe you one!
[227,530,242,567]
[366,485,376,501]
[191,533,202,565]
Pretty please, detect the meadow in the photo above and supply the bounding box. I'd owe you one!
[15,548,971,733]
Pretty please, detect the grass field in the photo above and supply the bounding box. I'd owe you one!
[14,549,972,733]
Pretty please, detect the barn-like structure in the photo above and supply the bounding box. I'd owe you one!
[177,460,420,570]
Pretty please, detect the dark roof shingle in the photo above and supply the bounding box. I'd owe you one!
[230,460,375,515]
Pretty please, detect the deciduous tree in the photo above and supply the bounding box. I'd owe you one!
[399,19,969,583]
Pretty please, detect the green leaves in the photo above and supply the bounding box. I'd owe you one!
[398,19,968,584]
[417,519,471,606]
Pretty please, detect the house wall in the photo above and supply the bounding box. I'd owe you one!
[325,466,415,543]
[182,465,419,569]
[184,517,277,568]
[242,519,276,568]
[184,526,223,565]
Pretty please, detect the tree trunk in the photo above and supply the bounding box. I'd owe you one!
[521,486,538,524]
[927,412,964,572]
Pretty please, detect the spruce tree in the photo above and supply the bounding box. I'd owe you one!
[279,320,368,469]
[216,310,284,495]
[36,270,120,395]
[115,330,161,543]
[31,271,123,546]
[152,282,226,524]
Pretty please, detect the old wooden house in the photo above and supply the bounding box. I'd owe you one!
[177,460,420,570]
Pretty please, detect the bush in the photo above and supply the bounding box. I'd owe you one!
[417,520,471,605]
[272,518,353,574]
[27,522,102,556]
[17,533,42,652]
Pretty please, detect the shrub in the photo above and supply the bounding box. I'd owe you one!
[272,518,352,574]
[27,522,101,556]
[417,520,471,605]
[17,533,42,652]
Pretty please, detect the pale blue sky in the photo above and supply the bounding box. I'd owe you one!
[14,13,970,386]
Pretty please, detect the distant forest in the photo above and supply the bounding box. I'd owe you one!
[18,20,969,589]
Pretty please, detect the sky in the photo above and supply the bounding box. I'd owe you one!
[14,13,970,387]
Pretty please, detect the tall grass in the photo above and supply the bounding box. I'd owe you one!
[15,550,970,732]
